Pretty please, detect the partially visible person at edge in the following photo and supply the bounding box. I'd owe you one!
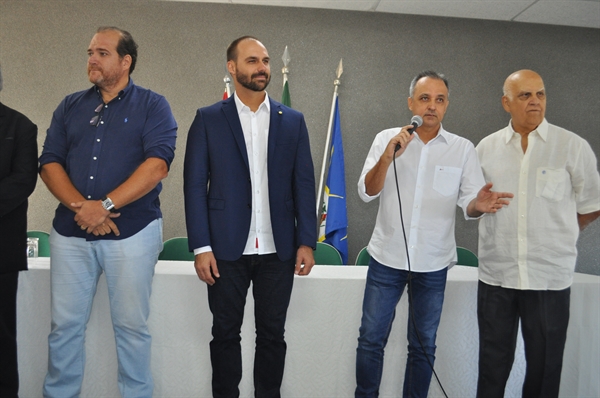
[39,27,177,398]
[183,36,316,397]
[476,69,600,398]
[0,63,39,398]
[355,70,513,398]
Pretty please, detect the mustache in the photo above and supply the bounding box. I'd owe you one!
[88,65,103,73]
[252,72,269,78]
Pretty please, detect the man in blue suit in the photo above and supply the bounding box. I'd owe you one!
[183,36,317,397]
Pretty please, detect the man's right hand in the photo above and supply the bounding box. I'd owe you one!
[194,251,220,285]
[387,124,415,160]
[365,125,415,196]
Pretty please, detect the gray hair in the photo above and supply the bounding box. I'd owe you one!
[409,70,449,98]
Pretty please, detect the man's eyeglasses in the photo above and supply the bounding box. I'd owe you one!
[90,103,104,127]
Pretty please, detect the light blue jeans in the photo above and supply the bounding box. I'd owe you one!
[43,219,162,398]
[355,258,447,398]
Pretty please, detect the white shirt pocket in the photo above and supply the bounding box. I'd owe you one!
[433,165,462,197]
[536,167,567,201]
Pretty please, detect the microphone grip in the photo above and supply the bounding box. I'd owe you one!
[395,122,417,152]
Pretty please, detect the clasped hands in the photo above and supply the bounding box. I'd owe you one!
[72,200,120,236]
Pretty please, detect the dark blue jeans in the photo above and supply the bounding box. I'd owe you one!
[356,258,448,398]
[207,253,295,398]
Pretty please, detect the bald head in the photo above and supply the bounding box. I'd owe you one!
[503,70,544,99]
[501,70,546,135]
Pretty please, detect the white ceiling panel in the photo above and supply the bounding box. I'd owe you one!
[376,0,535,22]
[154,0,600,29]
[232,0,380,12]
[515,0,600,29]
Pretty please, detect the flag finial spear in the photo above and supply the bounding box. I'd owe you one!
[334,59,343,87]
[282,46,291,84]
[223,72,231,98]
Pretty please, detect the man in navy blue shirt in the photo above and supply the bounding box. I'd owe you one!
[39,27,177,398]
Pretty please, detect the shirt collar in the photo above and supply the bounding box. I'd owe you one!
[415,124,450,145]
[234,91,270,114]
[93,78,133,102]
[436,125,450,144]
[504,118,549,144]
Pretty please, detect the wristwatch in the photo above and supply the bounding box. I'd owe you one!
[101,196,116,213]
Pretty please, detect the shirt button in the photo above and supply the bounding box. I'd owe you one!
[87,195,91,199]
[100,121,104,125]
[97,139,100,142]
[93,157,97,160]
[90,176,94,179]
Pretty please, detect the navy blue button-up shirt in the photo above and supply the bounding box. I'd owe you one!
[40,79,177,240]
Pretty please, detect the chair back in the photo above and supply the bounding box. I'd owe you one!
[456,246,478,267]
[159,237,195,261]
[314,242,343,265]
[355,246,371,266]
[27,230,50,257]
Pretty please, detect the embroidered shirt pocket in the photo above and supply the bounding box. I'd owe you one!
[536,168,567,201]
[433,166,462,197]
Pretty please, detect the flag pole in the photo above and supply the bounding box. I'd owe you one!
[316,58,343,217]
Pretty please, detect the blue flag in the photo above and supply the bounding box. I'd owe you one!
[318,96,348,264]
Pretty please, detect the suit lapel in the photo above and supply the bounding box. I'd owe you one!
[268,99,283,171]
[0,103,8,140]
[221,97,250,173]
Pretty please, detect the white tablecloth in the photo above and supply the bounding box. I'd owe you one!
[17,259,599,397]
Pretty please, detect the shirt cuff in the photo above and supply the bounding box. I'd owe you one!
[193,246,212,256]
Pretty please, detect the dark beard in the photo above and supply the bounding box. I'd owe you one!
[237,71,270,92]
[88,67,120,89]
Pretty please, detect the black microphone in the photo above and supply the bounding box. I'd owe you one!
[395,115,423,152]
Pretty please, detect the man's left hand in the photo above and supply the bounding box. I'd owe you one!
[471,182,514,216]
[295,245,315,276]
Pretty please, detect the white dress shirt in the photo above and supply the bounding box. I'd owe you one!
[194,92,276,256]
[358,126,485,272]
[476,119,600,290]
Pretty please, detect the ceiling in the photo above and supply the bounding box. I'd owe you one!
[160,0,600,29]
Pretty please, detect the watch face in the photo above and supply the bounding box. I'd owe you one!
[103,198,114,211]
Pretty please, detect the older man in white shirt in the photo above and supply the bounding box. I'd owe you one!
[476,69,600,398]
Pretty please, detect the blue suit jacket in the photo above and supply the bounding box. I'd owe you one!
[183,96,316,262]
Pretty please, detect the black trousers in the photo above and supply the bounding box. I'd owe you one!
[0,271,19,398]
[207,254,295,398]
[476,281,570,398]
